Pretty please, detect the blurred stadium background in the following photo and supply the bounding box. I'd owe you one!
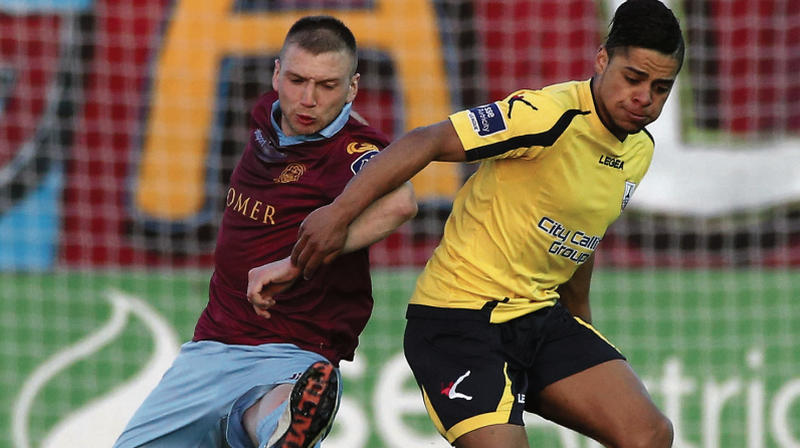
[1,0,799,447]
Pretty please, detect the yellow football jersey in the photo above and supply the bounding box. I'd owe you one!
[409,79,654,323]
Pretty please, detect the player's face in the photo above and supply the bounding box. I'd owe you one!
[592,46,679,139]
[272,44,359,136]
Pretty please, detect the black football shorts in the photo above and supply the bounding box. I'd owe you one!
[403,301,624,444]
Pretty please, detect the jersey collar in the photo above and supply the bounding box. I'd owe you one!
[585,77,628,144]
[270,100,352,147]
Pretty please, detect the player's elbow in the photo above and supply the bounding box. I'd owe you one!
[393,182,418,223]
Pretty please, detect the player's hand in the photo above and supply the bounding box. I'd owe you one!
[292,204,349,280]
[246,257,300,319]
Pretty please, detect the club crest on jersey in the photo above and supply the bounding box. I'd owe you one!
[622,181,637,211]
[351,150,379,174]
[346,141,380,154]
[467,103,506,136]
[274,163,306,183]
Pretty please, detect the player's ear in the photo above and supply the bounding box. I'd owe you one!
[272,59,281,91]
[346,72,360,103]
[595,46,609,75]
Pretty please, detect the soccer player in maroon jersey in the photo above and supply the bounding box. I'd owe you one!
[114,16,416,448]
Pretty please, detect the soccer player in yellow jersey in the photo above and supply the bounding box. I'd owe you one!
[255,0,684,446]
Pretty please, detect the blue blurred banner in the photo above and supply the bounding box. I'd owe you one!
[0,0,92,13]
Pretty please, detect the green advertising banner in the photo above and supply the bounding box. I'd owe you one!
[2,268,799,448]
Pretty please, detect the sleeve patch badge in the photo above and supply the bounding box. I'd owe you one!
[347,141,380,154]
[622,180,637,211]
[351,150,379,174]
[467,103,507,136]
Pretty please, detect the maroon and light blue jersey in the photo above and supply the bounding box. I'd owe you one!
[193,91,389,365]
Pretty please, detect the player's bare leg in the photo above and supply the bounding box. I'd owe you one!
[453,423,529,448]
[529,359,673,448]
[242,361,339,448]
[243,383,293,445]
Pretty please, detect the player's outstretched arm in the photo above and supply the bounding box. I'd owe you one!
[247,182,416,316]
[556,253,595,323]
[343,181,417,253]
[292,120,465,278]
[291,181,417,280]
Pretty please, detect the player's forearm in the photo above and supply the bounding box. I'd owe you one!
[332,121,460,225]
[560,292,592,324]
[342,182,417,253]
[557,254,595,323]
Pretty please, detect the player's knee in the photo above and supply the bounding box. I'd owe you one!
[619,414,673,448]
[657,415,675,447]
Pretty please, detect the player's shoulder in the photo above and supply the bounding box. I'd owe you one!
[475,80,586,138]
[488,81,586,132]
[504,80,584,112]
[627,126,656,150]
[341,117,391,148]
[627,126,656,157]
[322,118,389,174]
[247,90,280,128]
[640,127,655,145]
[252,90,279,112]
